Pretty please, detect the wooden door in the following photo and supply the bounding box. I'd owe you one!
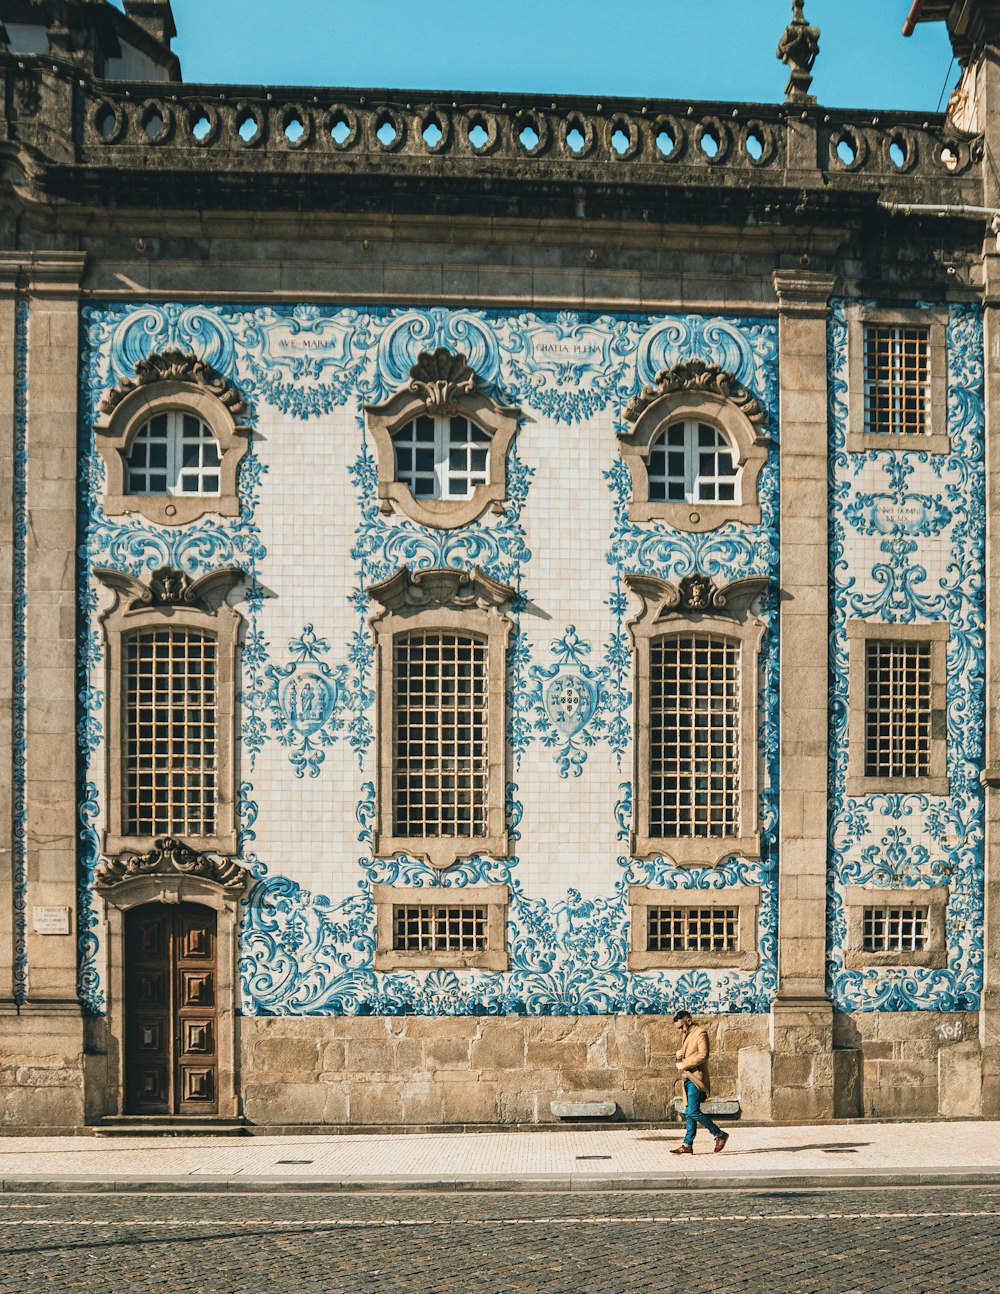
[124,903,219,1116]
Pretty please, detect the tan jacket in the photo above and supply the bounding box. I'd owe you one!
[675,1023,711,1096]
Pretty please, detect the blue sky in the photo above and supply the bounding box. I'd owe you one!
[113,1,956,111]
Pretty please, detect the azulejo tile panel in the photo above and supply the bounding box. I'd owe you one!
[827,302,985,1012]
[78,303,773,1017]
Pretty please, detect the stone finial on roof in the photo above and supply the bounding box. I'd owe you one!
[776,0,821,105]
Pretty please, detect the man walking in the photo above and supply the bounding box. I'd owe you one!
[669,1009,729,1155]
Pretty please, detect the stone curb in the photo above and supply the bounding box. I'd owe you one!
[3,1167,999,1193]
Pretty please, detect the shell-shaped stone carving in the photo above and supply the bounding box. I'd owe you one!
[407,347,477,412]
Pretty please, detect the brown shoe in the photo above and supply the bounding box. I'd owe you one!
[713,1133,729,1153]
[670,1143,694,1155]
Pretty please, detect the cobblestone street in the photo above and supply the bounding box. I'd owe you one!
[0,1186,996,1293]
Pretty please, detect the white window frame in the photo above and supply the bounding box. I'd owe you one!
[125,409,222,498]
[647,418,739,506]
[393,412,491,502]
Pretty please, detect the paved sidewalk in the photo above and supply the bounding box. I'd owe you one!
[0,1121,997,1193]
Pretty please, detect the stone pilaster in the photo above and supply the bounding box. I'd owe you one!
[770,269,837,1121]
[0,253,87,1130]
[980,251,1000,1117]
[0,260,22,1010]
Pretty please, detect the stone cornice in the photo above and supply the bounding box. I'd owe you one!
[772,270,838,314]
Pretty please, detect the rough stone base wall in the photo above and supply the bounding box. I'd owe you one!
[832,1010,981,1119]
[0,1014,85,1131]
[238,1014,770,1127]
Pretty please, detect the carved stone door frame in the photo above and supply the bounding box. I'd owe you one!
[96,868,245,1119]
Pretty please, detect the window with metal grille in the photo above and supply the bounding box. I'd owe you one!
[647,906,739,953]
[863,325,931,436]
[392,904,489,952]
[864,639,932,779]
[392,631,488,838]
[862,905,929,953]
[125,411,221,496]
[393,413,491,500]
[649,634,740,838]
[123,629,217,837]
[647,420,737,504]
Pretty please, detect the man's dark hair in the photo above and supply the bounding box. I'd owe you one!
[673,1010,693,1023]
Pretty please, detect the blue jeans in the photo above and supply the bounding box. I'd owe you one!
[683,1078,723,1146]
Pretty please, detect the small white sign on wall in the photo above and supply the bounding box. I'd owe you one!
[32,906,71,935]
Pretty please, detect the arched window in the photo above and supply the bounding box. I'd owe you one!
[366,347,520,529]
[647,420,738,505]
[618,361,769,531]
[125,411,221,497]
[95,350,250,526]
[392,413,491,501]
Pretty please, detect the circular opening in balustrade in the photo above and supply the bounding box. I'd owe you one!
[140,103,167,142]
[741,120,774,167]
[236,106,263,145]
[374,109,403,150]
[888,135,908,169]
[608,115,639,159]
[93,101,123,143]
[940,144,958,171]
[652,115,683,161]
[325,105,358,149]
[186,103,217,146]
[513,111,548,155]
[695,117,728,163]
[560,113,593,158]
[463,111,497,154]
[419,110,449,152]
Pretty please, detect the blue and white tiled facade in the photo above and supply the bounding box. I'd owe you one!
[827,303,986,1013]
[74,299,984,1023]
[78,304,781,1019]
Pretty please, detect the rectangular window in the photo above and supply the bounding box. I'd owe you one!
[647,906,739,953]
[373,883,509,970]
[392,904,488,953]
[392,631,488,839]
[862,905,929,954]
[864,639,932,779]
[649,634,740,838]
[863,324,930,436]
[123,629,217,837]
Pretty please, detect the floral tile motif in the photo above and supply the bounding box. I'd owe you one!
[826,302,985,1012]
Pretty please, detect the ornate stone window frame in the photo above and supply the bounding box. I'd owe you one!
[372,882,509,971]
[619,360,771,532]
[93,839,250,1120]
[625,571,768,867]
[368,565,514,871]
[95,349,251,526]
[844,303,949,454]
[627,884,760,971]
[365,347,520,530]
[95,565,244,857]
[845,620,950,797]
[842,884,949,970]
